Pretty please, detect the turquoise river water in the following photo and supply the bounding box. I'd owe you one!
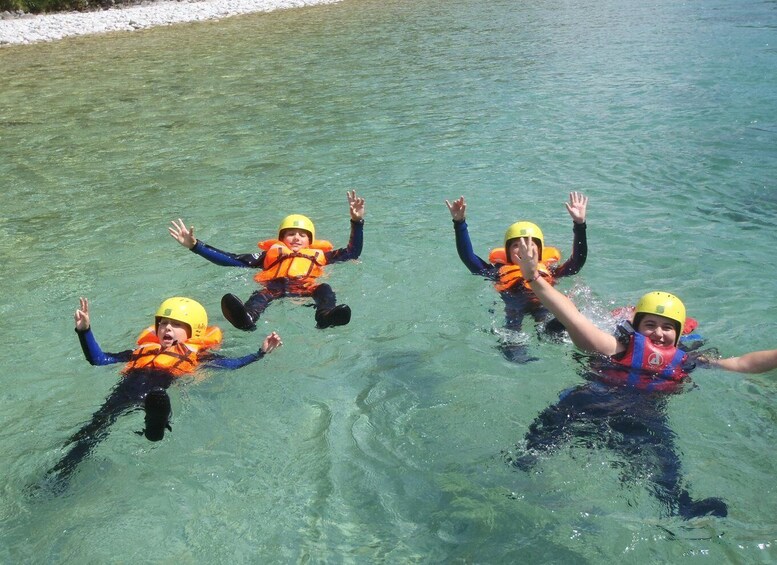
[2,0,777,562]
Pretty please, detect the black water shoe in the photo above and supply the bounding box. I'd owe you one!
[221,293,257,331]
[315,304,351,329]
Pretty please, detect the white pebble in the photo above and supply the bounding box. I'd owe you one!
[0,0,341,45]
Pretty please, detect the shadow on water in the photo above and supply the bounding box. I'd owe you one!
[351,348,594,562]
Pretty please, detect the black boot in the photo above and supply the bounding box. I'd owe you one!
[143,387,172,442]
[312,284,351,329]
[315,304,351,329]
[221,293,257,331]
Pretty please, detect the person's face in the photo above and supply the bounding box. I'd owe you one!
[508,238,538,264]
[156,317,190,347]
[281,229,311,252]
[636,314,678,347]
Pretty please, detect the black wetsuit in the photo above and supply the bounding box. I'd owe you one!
[43,328,266,491]
[452,219,587,362]
[508,337,728,519]
[191,220,363,328]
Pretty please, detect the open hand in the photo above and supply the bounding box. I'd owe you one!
[565,192,588,224]
[169,218,197,249]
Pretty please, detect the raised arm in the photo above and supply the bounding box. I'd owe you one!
[554,192,589,278]
[326,196,365,263]
[564,191,588,225]
[169,218,261,268]
[516,238,620,356]
[74,296,90,331]
[445,196,491,274]
[446,196,466,222]
[169,218,197,250]
[347,190,365,222]
[74,297,131,365]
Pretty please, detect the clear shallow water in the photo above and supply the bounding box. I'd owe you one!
[2,0,777,561]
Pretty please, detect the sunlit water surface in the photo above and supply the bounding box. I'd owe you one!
[2,0,777,561]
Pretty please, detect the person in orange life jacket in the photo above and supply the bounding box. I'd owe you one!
[46,297,281,491]
[445,192,588,363]
[169,191,365,331]
[508,237,776,519]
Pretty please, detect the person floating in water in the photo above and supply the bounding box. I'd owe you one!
[45,297,281,490]
[169,191,365,331]
[506,236,777,519]
[445,192,588,362]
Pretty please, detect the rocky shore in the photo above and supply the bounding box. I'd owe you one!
[0,0,340,45]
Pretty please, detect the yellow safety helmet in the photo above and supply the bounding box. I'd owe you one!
[278,214,315,241]
[155,297,208,340]
[633,291,686,345]
[504,221,544,258]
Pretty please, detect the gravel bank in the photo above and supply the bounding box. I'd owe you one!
[0,0,341,45]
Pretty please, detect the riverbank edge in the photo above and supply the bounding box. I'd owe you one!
[0,0,342,46]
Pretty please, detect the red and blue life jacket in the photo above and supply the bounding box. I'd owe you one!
[597,327,689,393]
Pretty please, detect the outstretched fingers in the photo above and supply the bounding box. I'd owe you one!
[168,218,196,249]
[565,192,588,224]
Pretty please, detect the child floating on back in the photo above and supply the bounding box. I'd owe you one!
[445,192,588,362]
[46,297,281,491]
[170,191,365,331]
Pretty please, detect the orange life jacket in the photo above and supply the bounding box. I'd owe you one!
[488,247,561,292]
[254,239,333,284]
[122,326,223,377]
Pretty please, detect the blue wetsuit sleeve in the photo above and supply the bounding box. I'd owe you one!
[552,222,587,278]
[191,240,265,268]
[76,328,132,366]
[453,219,492,275]
[201,350,265,370]
[325,220,364,263]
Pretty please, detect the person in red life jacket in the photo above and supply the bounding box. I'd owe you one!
[506,237,777,519]
[169,191,365,331]
[45,297,281,491]
[445,192,588,363]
